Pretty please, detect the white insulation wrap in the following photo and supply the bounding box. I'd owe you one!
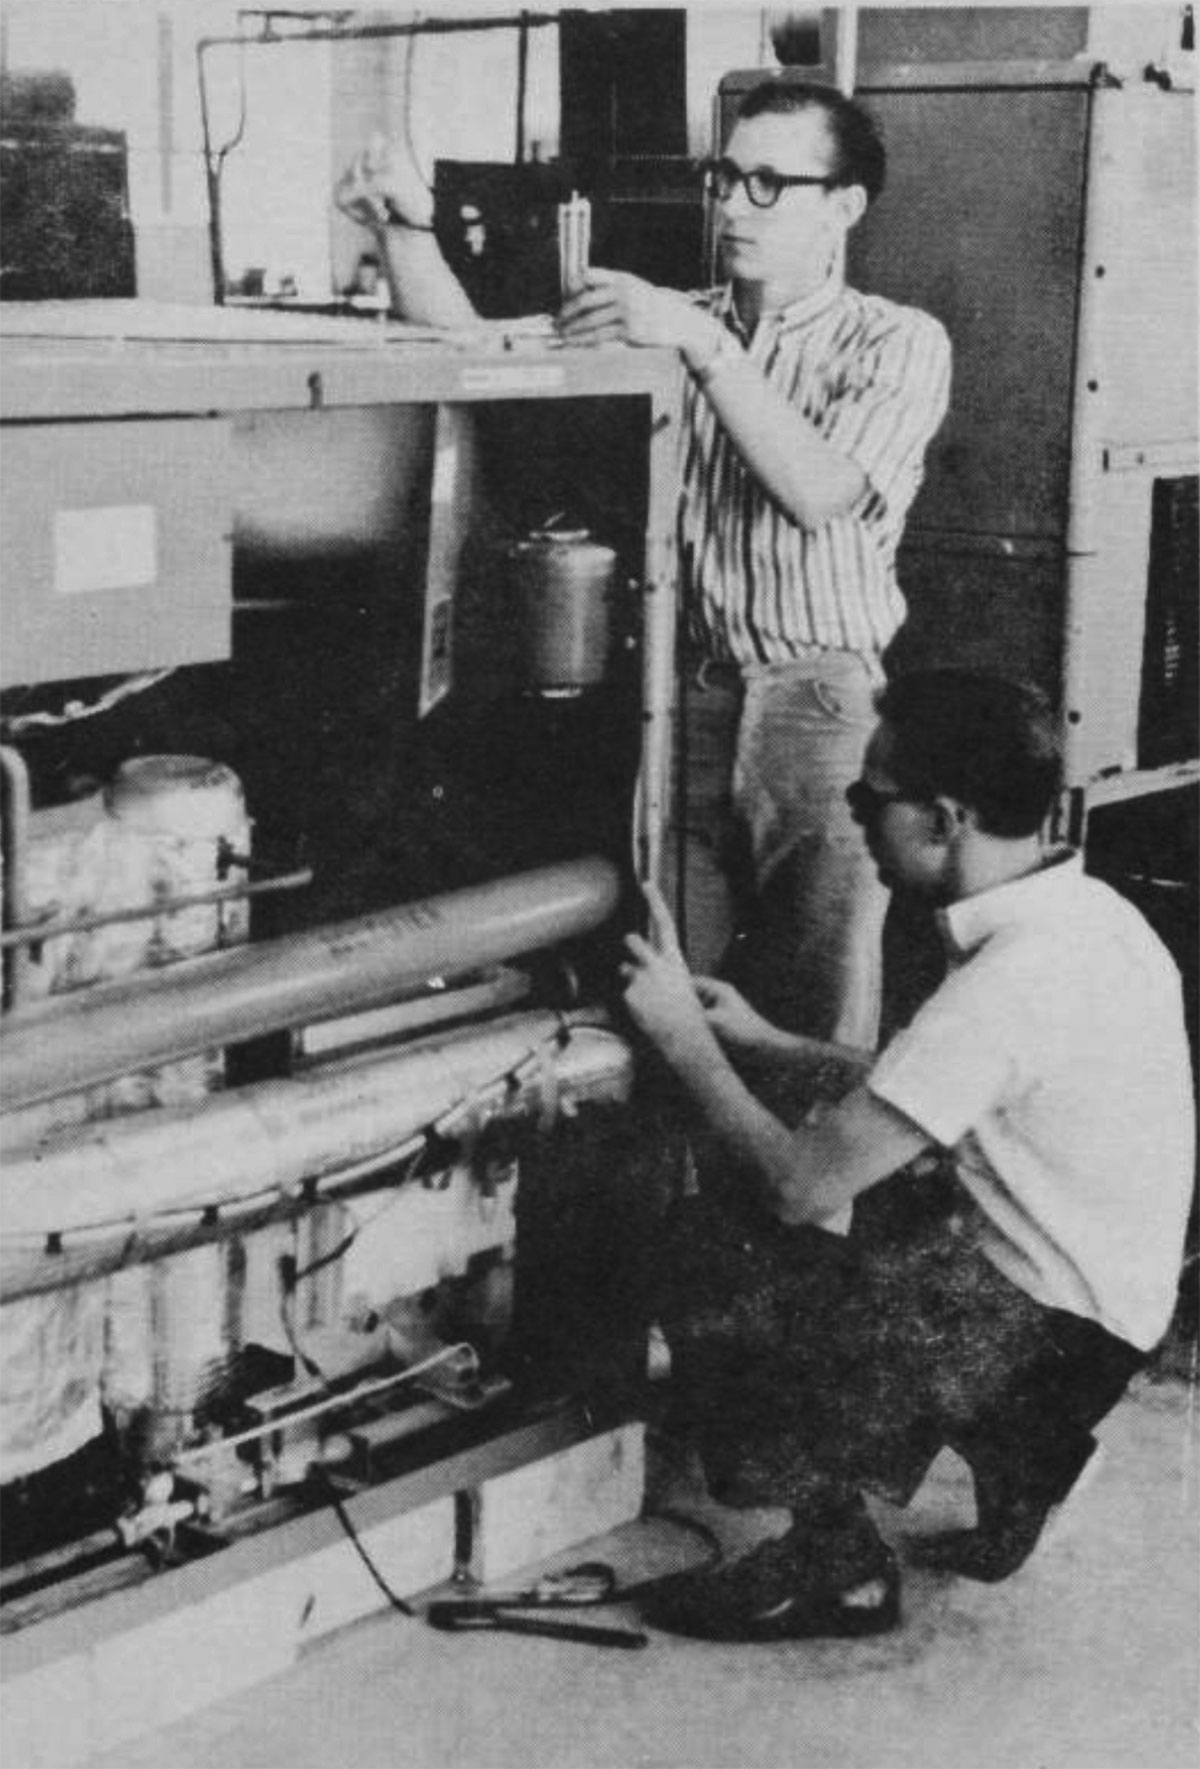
[0,1010,634,1299]
[2,756,252,1482]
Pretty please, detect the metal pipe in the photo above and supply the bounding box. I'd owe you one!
[197,15,557,52]
[0,858,620,1113]
[1061,77,1111,797]
[0,745,32,1008]
[636,383,681,889]
[833,5,860,95]
[515,11,530,163]
[0,864,313,950]
[172,1343,477,1466]
[0,1010,633,1298]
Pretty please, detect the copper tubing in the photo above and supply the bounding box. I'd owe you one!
[0,858,620,1112]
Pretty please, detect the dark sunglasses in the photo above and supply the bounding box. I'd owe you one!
[846,779,912,821]
[701,157,837,210]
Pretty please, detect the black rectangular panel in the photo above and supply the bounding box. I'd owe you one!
[852,7,1090,67]
[1139,476,1200,769]
[886,541,1064,698]
[848,82,1090,541]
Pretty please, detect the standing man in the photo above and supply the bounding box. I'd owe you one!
[336,79,951,1046]
[557,81,951,1044]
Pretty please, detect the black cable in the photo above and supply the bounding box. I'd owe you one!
[311,1462,415,1618]
[277,1272,415,1616]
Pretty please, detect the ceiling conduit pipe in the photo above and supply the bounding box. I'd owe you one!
[0,858,620,1113]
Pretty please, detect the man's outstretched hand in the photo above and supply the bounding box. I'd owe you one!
[620,883,720,1068]
[691,976,782,1058]
[334,132,434,232]
[556,270,720,358]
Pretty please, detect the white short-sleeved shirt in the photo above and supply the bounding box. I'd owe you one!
[868,852,1194,1350]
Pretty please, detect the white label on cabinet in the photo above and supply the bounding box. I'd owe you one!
[53,505,158,595]
[458,366,566,395]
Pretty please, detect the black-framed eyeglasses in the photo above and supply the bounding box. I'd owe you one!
[701,156,837,210]
[846,779,911,822]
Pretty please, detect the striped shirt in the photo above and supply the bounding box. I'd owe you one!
[678,278,951,666]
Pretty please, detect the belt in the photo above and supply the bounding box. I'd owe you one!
[692,657,743,691]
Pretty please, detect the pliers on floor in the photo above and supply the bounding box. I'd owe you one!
[425,1560,648,1649]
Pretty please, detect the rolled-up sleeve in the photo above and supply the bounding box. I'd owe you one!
[823,311,952,519]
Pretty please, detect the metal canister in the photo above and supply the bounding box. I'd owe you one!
[22,787,152,999]
[105,755,252,961]
[101,758,251,1448]
[511,528,618,696]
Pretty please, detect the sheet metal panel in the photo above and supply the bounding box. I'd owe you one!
[847,79,1090,542]
[0,305,680,420]
[0,418,232,688]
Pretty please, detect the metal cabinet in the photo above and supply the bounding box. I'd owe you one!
[0,306,681,890]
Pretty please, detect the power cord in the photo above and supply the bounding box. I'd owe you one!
[276,1272,420,1615]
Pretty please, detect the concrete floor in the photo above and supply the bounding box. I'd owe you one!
[94,1370,1198,1769]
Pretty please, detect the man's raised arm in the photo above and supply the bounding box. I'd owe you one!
[334,135,477,328]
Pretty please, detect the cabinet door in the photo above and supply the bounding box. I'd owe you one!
[1,419,232,687]
[848,77,1091,542]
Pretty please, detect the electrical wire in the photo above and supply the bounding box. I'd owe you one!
[288,1140,428,1286]
[0,670,175,737]
[274,1287,478,1620]
[274,1281,424,1609]
[11,1020,586,1246]
[251,1018,588,1621]
[214,34,249,172]
[400,15,435,210]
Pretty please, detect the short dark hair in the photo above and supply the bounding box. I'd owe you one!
[736,80,886,204]
[875,670,1063,838]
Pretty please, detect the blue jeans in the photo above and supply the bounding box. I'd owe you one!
[672,651,887,1046]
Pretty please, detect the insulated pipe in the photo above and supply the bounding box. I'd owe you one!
[0,1009,634,1299]
[0,858,620,1113]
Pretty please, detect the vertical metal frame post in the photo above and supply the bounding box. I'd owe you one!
[634,369,681,887]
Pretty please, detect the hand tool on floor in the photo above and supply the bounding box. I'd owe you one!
[450,1560,617,1607]
[424,1559,647,1647]
[425,1602,647,1649]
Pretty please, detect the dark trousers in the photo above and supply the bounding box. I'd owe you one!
[659,1182,1146,1518]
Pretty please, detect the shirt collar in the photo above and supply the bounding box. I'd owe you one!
[936,847,1083,960]
[717,274,845,341]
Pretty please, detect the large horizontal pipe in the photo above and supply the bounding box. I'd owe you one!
[0,858,620,1113]
[0,1009,634,1299]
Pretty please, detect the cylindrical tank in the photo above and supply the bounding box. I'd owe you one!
[106,755,252,960]
[2,758,254,1476]
[21,788,151,1000]
[511,528,618,696]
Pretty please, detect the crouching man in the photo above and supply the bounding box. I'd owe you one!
[622,669,1194,1641]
